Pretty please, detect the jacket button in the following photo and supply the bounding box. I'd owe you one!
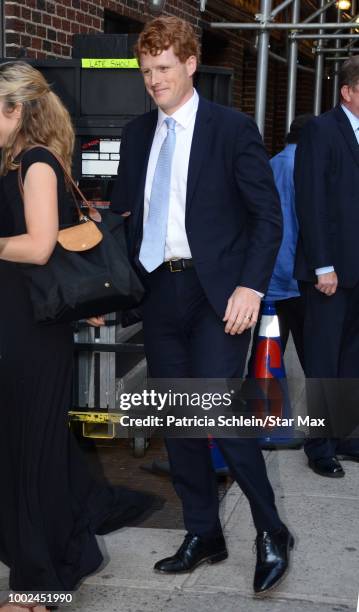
[104,282,111,288]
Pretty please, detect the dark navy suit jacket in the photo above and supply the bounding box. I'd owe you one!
[294,105,359,287]
[111,96,282,318]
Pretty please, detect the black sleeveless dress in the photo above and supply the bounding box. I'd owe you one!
[0,148,152,591]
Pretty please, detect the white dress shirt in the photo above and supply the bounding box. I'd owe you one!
[315,105,359,277]
[143,89,199,260]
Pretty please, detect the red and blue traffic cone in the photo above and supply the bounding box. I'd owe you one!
[251,301,303,449]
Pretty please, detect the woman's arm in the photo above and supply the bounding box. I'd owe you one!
[0,162,58,265]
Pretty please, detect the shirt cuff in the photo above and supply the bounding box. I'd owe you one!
[315,266,335,275]
[246,287,264,298]
[237,286,264,298]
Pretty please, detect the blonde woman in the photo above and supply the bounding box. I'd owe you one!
[0,61,155,612]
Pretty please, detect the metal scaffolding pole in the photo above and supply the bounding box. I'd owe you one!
[326,55,355,59]
[210,4,359,136]
[294,33,359,38]
[300,10,359,45]
[314,0,326,115]
[268,49,315,72]
[303,0,337,23]
[332,9,342,106]
[344,18,359,51]
[211,21,359,30]
[255,0,272,136]
[315,45,359,51]
[286,0,300,131]
[348,2,358,53]
[271,0,294,19]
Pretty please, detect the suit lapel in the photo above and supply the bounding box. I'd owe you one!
[186,98,213,215]
[131,112,157,238]
[334,105,359,168]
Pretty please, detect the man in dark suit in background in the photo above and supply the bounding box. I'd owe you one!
[111,16,293,595]
[294,55,359,478]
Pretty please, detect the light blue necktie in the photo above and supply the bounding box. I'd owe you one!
[139,117,176,272]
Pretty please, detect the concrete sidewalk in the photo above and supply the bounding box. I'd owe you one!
[1,448,357,612]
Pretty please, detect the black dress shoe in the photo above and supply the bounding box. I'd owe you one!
[154,533,228,573]
[254,526,294,596]
[308,456,345,478]
[336,450,359,462]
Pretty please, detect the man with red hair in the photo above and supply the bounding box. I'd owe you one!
[112,16,292,595]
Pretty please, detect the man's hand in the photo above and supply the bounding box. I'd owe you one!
[223,287,260,335]
[86,316,106,327]
[315,271,338,296]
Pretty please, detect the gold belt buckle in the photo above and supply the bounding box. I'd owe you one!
[169,259,182,272]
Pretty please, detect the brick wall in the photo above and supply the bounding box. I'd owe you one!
[5,1,107,59]
[199,3,246,112]
[296,69,315,117]
[4,0,203,60]
[271,63,316,154]
[240,51,283,152]
[271,62,288,153]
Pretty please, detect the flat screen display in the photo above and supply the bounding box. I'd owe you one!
[81,137,121,177]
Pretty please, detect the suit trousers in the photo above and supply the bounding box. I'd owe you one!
[300,282,359,459]
[142,266,282,537]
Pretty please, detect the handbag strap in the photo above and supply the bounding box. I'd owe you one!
[17,144,99,222]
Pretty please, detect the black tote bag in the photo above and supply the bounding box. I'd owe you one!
[19,146,144,324]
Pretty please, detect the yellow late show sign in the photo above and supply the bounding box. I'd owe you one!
[81,58,139,69]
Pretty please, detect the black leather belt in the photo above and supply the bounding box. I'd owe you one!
[163,258,194,272]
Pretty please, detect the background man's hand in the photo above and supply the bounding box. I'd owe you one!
[315,271,338,296]
[86,316,106,327]
[223,287,260,335]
